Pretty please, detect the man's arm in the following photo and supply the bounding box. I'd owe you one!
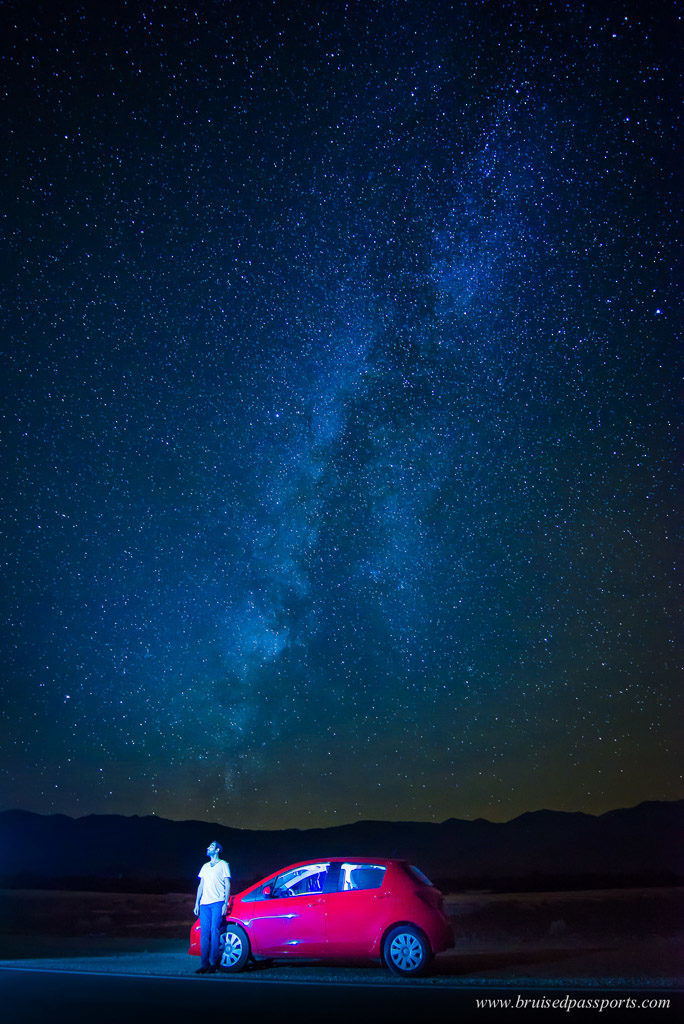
[194,878,203,916]
[222,865,231,914]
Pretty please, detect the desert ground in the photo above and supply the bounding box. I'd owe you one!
[0,885,681,989]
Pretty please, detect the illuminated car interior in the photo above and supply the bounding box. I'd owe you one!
[340,863,386,890]
[272,862,329,897]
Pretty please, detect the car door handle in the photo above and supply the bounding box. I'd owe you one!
[373,893,391,899]
[305,898,324,906]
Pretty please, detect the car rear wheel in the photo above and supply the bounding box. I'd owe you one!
[220,924,250,972]
[383,925,431,977]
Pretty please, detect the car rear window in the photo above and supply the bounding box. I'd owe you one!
[406,865,433,887]
[339,863,386,891]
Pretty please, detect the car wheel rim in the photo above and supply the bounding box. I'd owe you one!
[389,933,423,971]
[221,933,243,966]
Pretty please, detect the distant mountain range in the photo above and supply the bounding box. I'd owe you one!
[1,800,682,891]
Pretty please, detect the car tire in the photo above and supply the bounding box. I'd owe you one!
[383,925,432,977]
[220,924,250,972]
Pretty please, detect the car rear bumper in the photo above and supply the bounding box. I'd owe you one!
[433,916,455,952]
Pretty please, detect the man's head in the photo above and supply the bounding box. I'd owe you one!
[206,841,223,858]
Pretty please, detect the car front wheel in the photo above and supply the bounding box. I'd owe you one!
[220,924,250,972]
[383,925,431,977]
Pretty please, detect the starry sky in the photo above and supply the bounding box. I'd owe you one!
[0,0,680,830]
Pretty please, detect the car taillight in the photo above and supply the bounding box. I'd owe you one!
[416,889,442,910]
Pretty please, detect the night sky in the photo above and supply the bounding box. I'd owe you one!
[1,1,679,830]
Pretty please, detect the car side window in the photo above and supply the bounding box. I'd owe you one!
[339,863,386,891]
[271,863,330,898]
[242,881,276,903]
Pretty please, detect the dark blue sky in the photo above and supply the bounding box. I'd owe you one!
[1,0,679,828]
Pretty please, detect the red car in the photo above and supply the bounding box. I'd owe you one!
[189,857,453,976]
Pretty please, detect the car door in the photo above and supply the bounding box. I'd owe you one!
[324,863,392,956]
[247,863,330,955]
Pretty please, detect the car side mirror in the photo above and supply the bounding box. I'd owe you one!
[263,885,272,898]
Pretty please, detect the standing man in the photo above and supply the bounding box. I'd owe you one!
[194,840,231,974]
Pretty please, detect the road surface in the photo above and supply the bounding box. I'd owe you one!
[1,945,682,1024]
[1,966,681,1024]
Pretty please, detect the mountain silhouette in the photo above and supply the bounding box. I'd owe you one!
[0,800,681,891]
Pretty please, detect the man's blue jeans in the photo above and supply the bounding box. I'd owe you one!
[199,901,223,968]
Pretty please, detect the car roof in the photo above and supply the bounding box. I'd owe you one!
[328,856,405,864]
[271,857,407,871]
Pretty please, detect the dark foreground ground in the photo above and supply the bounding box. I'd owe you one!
[0,887,681,1022]
[1,968,682,1024]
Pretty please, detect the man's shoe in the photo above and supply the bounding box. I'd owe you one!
[196,966,210,974]
[206,966,217,974]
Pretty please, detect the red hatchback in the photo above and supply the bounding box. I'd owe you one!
[189,857,453,976]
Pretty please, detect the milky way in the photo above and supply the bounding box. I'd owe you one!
[1,1,679,828]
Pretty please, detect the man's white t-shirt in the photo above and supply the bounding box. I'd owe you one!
[198,859,231,904]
